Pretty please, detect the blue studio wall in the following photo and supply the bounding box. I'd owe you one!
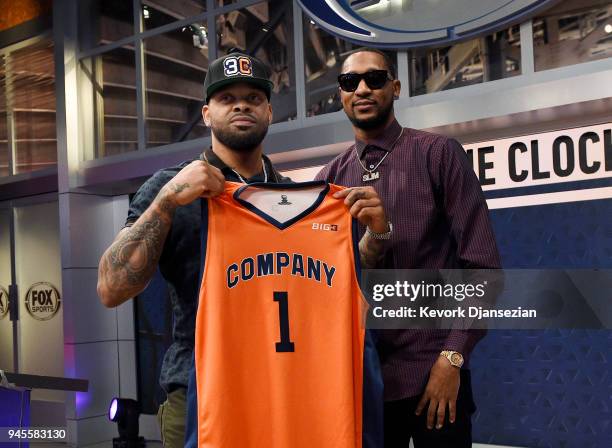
[471,197,611,448]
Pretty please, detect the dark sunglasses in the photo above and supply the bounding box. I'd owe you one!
[337,70,393,92]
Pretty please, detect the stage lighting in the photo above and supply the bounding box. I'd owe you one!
[108,398,146,448]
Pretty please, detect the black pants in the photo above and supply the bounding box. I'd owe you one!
[384,370,476,448]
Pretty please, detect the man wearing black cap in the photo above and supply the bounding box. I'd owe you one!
[98,50,388,447]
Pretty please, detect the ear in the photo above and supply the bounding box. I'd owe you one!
[202,104,211,127]
[392,79,401,100]
[267,102,273,125]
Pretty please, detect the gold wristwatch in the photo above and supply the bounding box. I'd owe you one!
[440,350,464,368]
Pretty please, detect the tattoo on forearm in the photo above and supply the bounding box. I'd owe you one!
[156,193,177,216]
[359,234,385,269]
[172,182,189,193]
[99,189,177,298]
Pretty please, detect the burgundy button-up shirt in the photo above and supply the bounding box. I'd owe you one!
[315,119,501,400]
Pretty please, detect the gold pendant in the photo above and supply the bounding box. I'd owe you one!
[363,171,380,182]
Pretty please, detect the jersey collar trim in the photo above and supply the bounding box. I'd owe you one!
[232,181,330,230]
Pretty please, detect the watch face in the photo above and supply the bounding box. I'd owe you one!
[451,353,463,366]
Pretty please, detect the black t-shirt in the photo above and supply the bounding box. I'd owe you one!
[125,149,291,391]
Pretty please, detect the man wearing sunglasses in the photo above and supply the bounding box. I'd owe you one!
[315,49,501,447]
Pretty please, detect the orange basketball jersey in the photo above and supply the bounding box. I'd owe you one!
[194,181,382,448]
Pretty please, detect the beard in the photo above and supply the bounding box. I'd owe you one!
[348,100,393,131]
[211,120,269,153]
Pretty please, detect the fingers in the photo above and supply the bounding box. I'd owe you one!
[350,198,389,233]
[427,399,438,430]
[207,163,225,183]
[415,394,428,417]
[209,172,226,194]
[202,169,225,197]
[337,188,386,228]
[448,400,456,424]
[333,187,377,205]
[436,400,447,429]
[344,188,375,207]
[194,159,224,182]
[349,198,380,218]
[332,188,352,199]
[197,161,224,192]
[416,393,451,430]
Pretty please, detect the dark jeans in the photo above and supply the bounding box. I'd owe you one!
[384,370,476,448]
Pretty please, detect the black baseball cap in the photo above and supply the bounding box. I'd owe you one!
[204,49,274,103]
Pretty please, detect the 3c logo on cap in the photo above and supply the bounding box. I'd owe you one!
[224,56,253,77]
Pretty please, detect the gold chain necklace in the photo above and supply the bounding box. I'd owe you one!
[353,128,404,182]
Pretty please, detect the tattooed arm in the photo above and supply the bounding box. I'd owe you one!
[358,232,387,269]
[97,187,177,307]
[333,186,390,269]
[97,160,226,307]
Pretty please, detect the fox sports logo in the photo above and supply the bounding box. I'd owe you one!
[297,0,556,48]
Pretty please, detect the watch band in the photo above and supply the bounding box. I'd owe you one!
[366,222,393,240]
[440,350,464,368]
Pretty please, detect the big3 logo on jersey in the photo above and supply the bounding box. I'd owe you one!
[224,56,253,77]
